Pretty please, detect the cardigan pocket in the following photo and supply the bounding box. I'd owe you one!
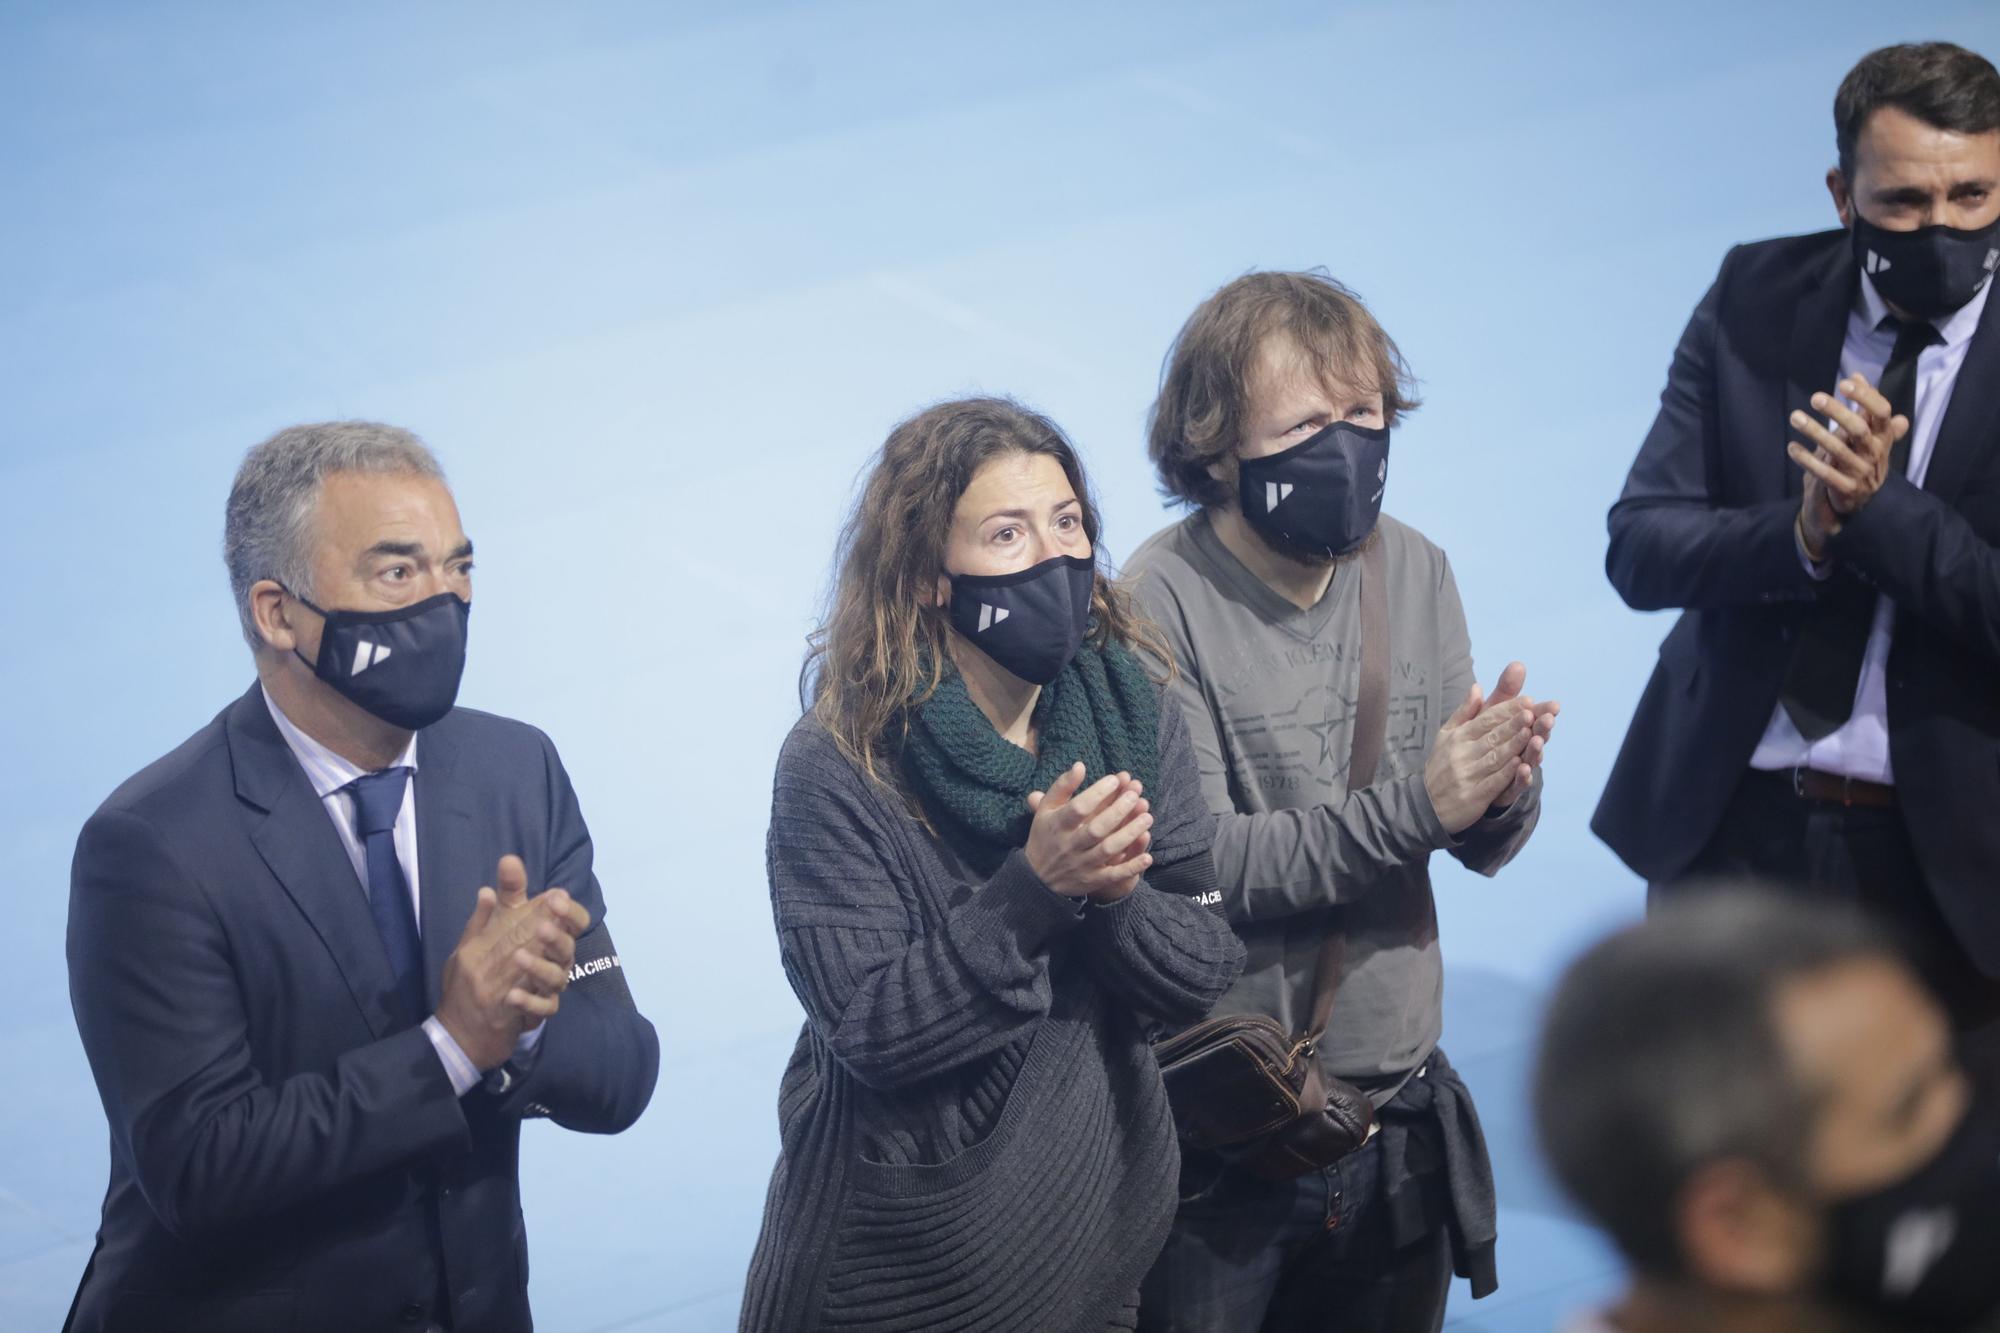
[821,1018,1095,1332]
[848,1017,1078,1196]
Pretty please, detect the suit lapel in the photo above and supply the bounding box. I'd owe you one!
[1918,283,2000,502]
[415,719,481,1011]
[1783,242,1858,499]
[228,686,407,1039]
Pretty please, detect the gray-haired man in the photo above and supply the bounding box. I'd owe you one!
[65,422,658,1333]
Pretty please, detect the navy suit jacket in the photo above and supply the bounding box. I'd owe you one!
[1594,229,2000,973]
[65,685,661,1333]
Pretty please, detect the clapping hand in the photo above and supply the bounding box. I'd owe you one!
[434,855,591,1071]
[1025,764,1153,904]
[1477,663,1558,810]
[1423,662,1556,834]
[1790,374,1908,560]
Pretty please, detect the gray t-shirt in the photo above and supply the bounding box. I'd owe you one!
[1123,510,1540,1097]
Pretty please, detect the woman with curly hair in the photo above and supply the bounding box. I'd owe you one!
[740,397,1244,1332]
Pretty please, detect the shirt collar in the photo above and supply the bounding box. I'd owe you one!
[1856,270,1892,331]
[1857,270,1992,350]
[261,685,419,799]
[1938,275,1992,349]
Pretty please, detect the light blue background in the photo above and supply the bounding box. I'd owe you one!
[5,2,1997,1328]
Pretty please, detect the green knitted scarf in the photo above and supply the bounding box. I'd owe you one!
[899,640,1160,876]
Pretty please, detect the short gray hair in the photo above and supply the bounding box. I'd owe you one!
[223,421,445,648]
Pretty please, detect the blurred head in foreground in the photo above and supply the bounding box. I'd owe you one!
[1535,890,2000,1333]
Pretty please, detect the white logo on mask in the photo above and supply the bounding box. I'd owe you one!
[1866,250,1892,275]
[1882,1206,1957,1297]
[1265,482,1295,510]
[352,641,393,675]
[976,604,1010,633]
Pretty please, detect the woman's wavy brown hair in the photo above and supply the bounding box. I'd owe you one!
[804,396,1169,785]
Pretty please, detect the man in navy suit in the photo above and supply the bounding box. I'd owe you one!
[1596,44,2000,1070]
[65,422,660,1332]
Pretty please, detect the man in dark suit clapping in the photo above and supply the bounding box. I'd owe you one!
[65,422,660,1332]
[1596,43,2000,1078]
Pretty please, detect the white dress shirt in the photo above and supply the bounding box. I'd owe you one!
[262,687,541,1095]
[1750,273,1993,784]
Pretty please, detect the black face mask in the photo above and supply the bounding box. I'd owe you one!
[1851,211,2000,320]
[289,589,471,731]
[945,554,1095,685]
[1824,1098,2000,1329]
[1237,422,1390,562]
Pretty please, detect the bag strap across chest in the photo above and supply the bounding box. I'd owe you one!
[1301,534,1388,1046]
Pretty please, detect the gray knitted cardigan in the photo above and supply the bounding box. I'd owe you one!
[740,689,1246,1332]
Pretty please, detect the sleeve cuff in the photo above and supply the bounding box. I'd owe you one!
[975,849,1089,951]
[1832,470,1922,565]
[1794,512,1834,580]
[1405,770,1462,851]
[1082,886,1146,942]
[423,1016,483,1098]
[482,1019,550,1096]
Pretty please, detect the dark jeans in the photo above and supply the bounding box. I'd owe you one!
[1135,1129,1451,1333]
[1665,768,2000,1092]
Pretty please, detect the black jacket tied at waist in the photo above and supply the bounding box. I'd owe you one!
[1376,1046,1498,1299]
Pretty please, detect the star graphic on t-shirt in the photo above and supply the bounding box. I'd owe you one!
[1303,713,1342,772]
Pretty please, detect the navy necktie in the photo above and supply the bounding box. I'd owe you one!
[1778,316,1943,741]
[345,767,426,1020]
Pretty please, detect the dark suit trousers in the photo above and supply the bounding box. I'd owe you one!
[1658,768,2000,1092]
